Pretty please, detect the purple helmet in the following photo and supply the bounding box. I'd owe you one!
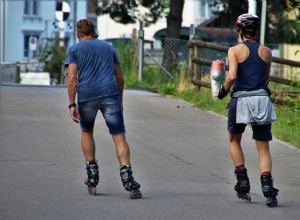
[236,14,260,32]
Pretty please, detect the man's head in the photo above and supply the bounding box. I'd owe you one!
[236,14,260,41]
[76,19,96,39]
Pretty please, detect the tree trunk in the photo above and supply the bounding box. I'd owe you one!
[162,0,184,71]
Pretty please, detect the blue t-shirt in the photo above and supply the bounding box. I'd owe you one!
[65,39,120,102]
[232,42,268,95]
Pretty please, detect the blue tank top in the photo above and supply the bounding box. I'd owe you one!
[232,42,268,94]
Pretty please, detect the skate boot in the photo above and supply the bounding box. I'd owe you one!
[120,164,142,199]
[84,160,99,195]
[261,175,279,207]
[234,169,251,202]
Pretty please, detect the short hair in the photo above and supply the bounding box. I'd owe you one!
[76,19,96,37]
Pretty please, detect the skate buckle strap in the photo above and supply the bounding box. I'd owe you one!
[122,172,129,179]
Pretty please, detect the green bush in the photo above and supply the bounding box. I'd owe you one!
[38,38,66,84]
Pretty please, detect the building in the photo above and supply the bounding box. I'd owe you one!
[0,0,89,62]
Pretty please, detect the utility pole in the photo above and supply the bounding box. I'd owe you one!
[248,0,257,15]
[138,20,144,81]
[73,0,77,45]
[260,0,267,44]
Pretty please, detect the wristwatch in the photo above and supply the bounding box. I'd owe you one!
[68,103,77,109]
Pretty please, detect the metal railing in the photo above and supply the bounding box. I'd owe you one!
[0,61,44,84]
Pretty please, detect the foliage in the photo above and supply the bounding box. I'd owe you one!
[38,38,66,85]
[267,0,300,44]
[213,0,300,44]
[211,0,248,26]
[93,0,169,27]
[272,105,300,147]
[113,40,138,77]
[159,82,177,95]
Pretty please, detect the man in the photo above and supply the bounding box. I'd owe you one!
[65,19,142,199]
[218,14,278,207]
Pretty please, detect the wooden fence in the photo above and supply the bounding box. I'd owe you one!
[187,40,300,106]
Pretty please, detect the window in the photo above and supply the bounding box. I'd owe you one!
[201,2,205,19]
[24,0,39,16]
[33,0,38,15]
[24,0,30,15]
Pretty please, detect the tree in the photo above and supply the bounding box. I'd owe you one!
[162,0,184,71]
[266,0,300,44]
[93,0,168,27]
[215,0,300,44]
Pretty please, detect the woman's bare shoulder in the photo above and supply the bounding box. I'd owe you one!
[258,44,272,62]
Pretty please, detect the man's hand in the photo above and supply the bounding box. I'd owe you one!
[70,107,80,123]
[217,84,229,100]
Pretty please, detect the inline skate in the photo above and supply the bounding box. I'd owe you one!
[234,169,251,202]
[120,164,142,199]
[84,160,99,195]
[261,175,279,207]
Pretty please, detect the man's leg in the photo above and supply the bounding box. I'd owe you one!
[81,129,99,195]
[112,134,142,199]
[112,134,130,166]
[81,129,96,162]
[101,96,142,198]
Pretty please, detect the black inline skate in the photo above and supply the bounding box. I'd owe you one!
[84,160,99,195]
[120,164,142,199]
[261,175,279,207]
[234,169,251,202]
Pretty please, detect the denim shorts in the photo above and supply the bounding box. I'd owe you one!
[227,98,272,141]
[78,96,126,135]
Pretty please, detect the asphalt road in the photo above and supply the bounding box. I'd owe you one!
[0,84,299,220]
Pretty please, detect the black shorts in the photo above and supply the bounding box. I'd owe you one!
[227,98,272,141]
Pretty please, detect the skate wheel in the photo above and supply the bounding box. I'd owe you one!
[88,186,97,195]
[236,192,251,202]
[266,197,278,207]
[129,189,142,199]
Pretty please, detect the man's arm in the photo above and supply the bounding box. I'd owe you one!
[68,63,78,104]
[114,63,124,102]
[67,63,80,123]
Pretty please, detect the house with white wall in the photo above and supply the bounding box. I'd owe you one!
[0,0,88,62]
